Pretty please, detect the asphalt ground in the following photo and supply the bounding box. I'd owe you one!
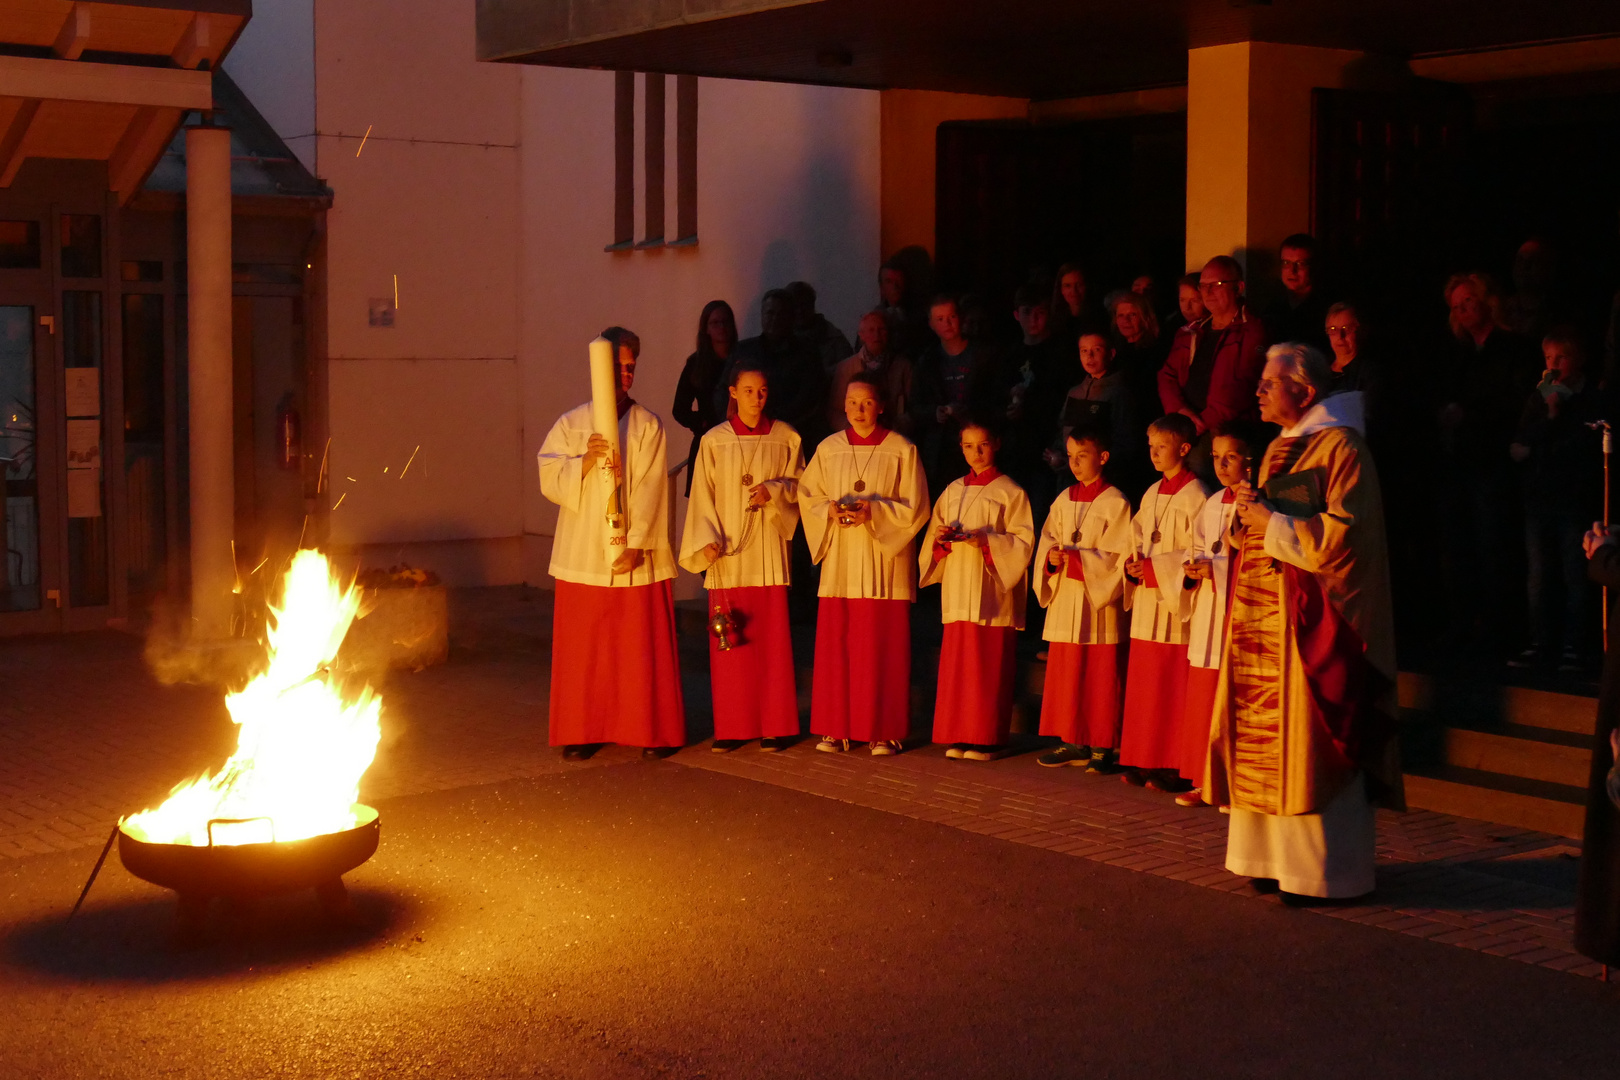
[1,761,1613,1080]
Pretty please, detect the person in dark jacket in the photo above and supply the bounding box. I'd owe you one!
[1434,272,1544,658]
[1261,233,1331,354]
[726,288,829,448]
[1574,523,1620,968]
[672,300,737,495]
[981,282,1076,520]
[1107,288,1167,468]
[1508,327,1603,671]
[910,294,992,494]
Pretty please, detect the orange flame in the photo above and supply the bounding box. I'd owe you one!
[122,550,382,847]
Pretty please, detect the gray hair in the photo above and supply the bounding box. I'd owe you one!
[1265,341,1332,398]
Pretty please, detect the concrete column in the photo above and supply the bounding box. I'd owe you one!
[1185,42,1363,278]
[186,124,235,638]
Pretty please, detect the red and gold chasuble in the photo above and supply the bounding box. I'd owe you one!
[1203,418,1402,816]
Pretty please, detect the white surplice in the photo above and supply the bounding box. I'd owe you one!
[1034,482,1133,645]
[799,428,930,600]
[678,419,804,589]
[1127,472,1208,643]
[1185,488,1239,669]
[917,471,1034,628]
[537,401,675,587]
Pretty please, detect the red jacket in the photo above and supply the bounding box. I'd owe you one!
[1157,309,1269,431]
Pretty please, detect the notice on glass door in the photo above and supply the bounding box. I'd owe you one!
[64,368,99,417]
[67,467,101,518]
[66,419,100,468]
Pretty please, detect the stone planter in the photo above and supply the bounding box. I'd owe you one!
[341,584,449,672]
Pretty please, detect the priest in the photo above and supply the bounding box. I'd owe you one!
[537,326,686,759]
[1205,342,1401,901]
[679,363,805,752]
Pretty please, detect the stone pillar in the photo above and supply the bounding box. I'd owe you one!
[1185,42,1364,278]
[186,124,235,638]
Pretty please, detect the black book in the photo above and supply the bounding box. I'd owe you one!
[1263,469,1324,519]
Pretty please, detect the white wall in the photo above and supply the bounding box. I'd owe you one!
[222,0,316,171]
[311,0,523,585]
[519,68,881,591]
[225,1,880,588]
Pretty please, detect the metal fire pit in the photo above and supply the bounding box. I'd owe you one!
[116,805,380,942]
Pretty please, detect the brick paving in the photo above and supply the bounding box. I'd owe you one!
[0,586,1605,981]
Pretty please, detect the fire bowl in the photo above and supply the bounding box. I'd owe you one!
[118,805,380,900]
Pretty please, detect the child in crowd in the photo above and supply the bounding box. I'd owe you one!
[1034,427,1134,771]
[920,421,1035,761]
[1045,331,1139,497]
[679,363,806,752]
[1509,327,1604,672]
[1118,413,1208,791]
[799,375,930,755]
[1175,422,1267,806]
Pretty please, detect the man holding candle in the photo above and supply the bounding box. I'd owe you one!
[537,326,686,760]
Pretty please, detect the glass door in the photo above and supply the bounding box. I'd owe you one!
[0,297,61,633]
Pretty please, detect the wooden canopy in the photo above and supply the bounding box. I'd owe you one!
[0,0,249,201]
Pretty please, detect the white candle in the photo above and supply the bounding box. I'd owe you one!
[588,337,629,565]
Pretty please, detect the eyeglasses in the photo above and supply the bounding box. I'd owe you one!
[1326,324,1357,335]
[1198,280,1238,291]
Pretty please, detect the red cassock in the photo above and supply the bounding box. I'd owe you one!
[709,585,799,740]
[1118,640,1190,772]
[1038,642,1124,748]
[549,580,687,747]
[1179,666,1221,787]
[932,622,1017,745]
[811,597,911,741]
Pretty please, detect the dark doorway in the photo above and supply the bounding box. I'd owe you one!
[935,113,1188,332]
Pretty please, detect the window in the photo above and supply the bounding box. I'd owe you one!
[0,221,40,269]
[60,214,103,279]
[608,73,697,251]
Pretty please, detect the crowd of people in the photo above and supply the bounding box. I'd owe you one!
[537,279,1405,901]
[669,238,1613,675]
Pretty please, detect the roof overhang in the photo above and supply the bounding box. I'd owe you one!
[476,0,1620,100]
[0,0,249,202]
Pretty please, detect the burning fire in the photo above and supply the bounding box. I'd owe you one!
[122,550,382,847]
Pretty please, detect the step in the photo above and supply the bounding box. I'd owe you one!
[1403,765,1587,840]
[1499,685,1599,735]
[1439,727,1591,789]
[1398,671,1597,735]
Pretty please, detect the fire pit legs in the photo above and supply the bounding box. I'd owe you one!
[315,876,364,927]
[174,893,211,950]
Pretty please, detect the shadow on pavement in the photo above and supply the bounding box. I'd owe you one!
[3,886,418,983]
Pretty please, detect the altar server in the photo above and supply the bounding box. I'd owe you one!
[799,375,930,755]
[920,421,1035,760]
[1175,423,1265,806]
[1034,427,1133,772]
[679,363,805,751]
[537,327,686,759]
[1118,413,1208,790]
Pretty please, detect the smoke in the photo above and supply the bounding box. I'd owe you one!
[141,593,268,688]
